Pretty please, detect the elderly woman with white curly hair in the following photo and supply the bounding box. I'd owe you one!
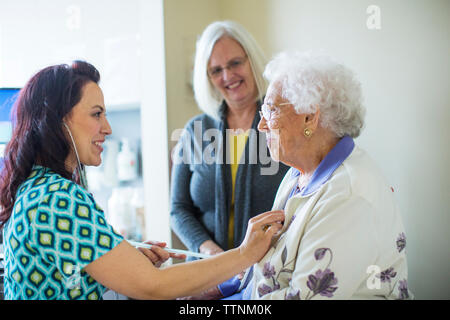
[190,51,412,300]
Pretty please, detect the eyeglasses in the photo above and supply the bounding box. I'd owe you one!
[207,56,248,79]
[259,102,291,122]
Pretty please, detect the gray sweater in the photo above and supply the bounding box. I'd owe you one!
[169,103,289,255]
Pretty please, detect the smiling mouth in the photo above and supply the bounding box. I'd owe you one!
[226,80,243,90]
[93,141,104,151]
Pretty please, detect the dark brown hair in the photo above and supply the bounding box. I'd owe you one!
[0,61,100,229]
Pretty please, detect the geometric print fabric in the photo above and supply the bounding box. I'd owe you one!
[2,166,123,299]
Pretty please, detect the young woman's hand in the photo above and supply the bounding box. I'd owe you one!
[238,210,285,263]
[138,240,186,267]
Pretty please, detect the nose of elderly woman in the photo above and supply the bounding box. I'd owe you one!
[257,115,269,132]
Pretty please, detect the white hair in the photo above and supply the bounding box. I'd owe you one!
[264,51,366,138]
[193,20,268,119]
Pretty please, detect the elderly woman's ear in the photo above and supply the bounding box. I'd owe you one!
[303,107,321,137]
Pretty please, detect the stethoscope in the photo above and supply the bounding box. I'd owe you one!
[63,122,88,190]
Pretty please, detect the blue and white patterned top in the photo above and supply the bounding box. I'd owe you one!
[2,166,123,300]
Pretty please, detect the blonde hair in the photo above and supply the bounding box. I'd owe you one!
[193,20,267,119]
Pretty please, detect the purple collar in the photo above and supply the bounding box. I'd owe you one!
[289,136,355,198]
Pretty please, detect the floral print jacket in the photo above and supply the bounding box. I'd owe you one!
[246,137,412,300]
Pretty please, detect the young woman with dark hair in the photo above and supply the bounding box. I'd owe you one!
[0,61,99,227]
[0,61,284,300]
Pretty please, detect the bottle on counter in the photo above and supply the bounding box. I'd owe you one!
[103,139,120,188]
[107,187,135,239]
[117,138,138,182]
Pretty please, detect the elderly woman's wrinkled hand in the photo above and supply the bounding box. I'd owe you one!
[138,240,186,267]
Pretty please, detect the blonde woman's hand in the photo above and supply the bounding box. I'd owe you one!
[199,240,224,256]
[238,210,285,264]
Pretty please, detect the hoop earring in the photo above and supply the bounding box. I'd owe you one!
[304,128,312,137]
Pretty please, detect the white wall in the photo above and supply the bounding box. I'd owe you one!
[139,0,171,243]
[163,0,221,138]
[0,0,141,107]
[219,0,450,299]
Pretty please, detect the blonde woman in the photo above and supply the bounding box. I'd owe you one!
[170,21,289,259]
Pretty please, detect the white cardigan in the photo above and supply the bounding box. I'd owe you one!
[246,140,412,300]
